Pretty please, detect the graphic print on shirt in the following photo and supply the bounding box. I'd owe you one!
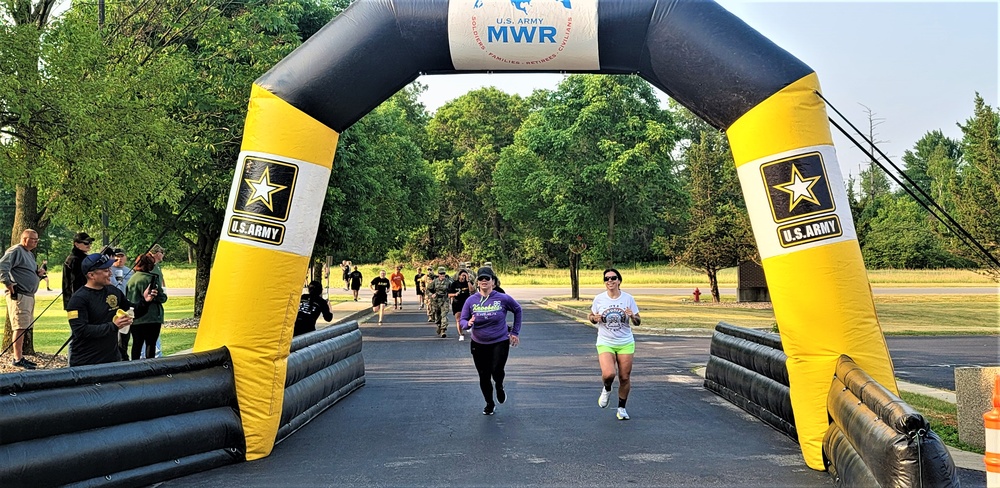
[472,299,503,316]
[599,305,630,333]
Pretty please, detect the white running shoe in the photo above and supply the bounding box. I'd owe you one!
[459,335,465,341]
[616,407,630,420]
[598,388,611,408]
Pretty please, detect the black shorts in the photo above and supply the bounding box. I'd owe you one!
[372,292,388,307]
[392,289,403,298]
[451,300,465,314]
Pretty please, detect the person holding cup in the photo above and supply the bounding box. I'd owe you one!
[67,253,157,366]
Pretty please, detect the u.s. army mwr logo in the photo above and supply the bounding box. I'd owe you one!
[760,152,835,223]
[234,156,297,222]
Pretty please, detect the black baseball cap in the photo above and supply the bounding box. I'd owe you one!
[73,232,94,244]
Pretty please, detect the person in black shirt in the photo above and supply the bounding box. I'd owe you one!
[294,281,332,336]
[414,268,426,310]
[62,232,93,309]
[448,269,475,340]
[348,266,363,301]
[370,270,390,325]
[67,253,156,367]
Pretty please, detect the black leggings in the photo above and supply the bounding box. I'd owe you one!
[470,339,510,406]
[131,322,161,360]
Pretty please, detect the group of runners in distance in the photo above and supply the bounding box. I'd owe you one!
[299,262,639,420]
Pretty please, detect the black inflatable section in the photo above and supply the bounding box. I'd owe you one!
[255,0,812,133]
[823,355,958,487]
[277,321,366,443]
[703,321,796,440]
[0,348,244,487]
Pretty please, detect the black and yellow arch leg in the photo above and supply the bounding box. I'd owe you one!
[194,84,339,460]
[727,73,897,470]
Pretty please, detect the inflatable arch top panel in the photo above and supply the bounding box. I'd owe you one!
[194,0,896,470]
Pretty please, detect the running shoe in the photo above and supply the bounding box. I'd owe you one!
[496,386,506,404]
[12,358,36,370]
[483,404,495,415]
[598,388,611,408]
[616,407,630,420]
[458,335,465,342]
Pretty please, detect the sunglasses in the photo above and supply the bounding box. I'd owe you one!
[477,276,492,281]
[603,276,619,282]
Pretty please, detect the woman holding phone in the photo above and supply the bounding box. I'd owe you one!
[126,254,167,360]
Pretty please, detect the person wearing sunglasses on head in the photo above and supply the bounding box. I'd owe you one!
[66,253,158,367]
[588,268,641,421]
[458,267,522,415]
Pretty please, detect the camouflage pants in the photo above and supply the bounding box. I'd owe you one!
[431,297,449,335]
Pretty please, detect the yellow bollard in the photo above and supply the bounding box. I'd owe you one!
[986,374,1000,487]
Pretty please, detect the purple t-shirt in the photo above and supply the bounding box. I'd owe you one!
[459,291,522,344]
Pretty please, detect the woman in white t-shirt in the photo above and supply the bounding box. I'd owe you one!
[587,268,641,421]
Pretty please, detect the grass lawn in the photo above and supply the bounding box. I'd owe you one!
[900,391,985,455]
[547,294,999,335]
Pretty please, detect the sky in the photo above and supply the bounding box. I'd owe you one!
[418,1,999,181]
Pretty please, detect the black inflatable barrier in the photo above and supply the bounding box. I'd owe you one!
[823,355,958,487]
[704,321,796,440]
[0,348,244,487]
[277,321,365,443]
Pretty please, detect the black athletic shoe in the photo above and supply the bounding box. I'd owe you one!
[496,386,506,404]
[12,358,36,370]
[483,404,495,415]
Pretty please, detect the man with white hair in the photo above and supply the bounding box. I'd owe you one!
[0,229,46,369]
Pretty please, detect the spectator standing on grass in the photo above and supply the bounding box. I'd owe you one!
[342,260,351,290]
[0,229,45,370]
[40,258,51,291]
[62,232,94,309]
[110,248,132,294]
[294,281,332,336]
[588,268,641,421]
[140,244,167,358]
[67,253,156,367]
[127,254,167,360]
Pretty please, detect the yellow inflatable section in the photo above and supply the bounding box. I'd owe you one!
[727,73,897,470]
[195,84,339,460]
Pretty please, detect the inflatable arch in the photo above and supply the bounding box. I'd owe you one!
[194,0,897,470]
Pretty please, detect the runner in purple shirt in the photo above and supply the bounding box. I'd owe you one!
[459,266,522,415]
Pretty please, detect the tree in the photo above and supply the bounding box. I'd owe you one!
[1,0,198,350]
[495,74,682,298]
[314,85,436,267]
[901,130,962,195]
[861,197,957,268]
[424,88,527,264]
[660,106,755,302]
[954,94,1000,280]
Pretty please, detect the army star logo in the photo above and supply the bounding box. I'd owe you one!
[244,166,287,212]
[773,165,821,213]
[234,156,298,222]
[760,152,835,223]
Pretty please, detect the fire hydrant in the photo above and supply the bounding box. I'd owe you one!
[693,288,701,303]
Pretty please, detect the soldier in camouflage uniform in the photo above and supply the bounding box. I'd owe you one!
[425,266,453,338]
[421,266,435,322]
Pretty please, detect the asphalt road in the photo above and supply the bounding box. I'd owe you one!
[160,299,994,487]
[164,302,835,487]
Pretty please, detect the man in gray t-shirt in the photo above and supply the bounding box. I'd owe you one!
[0,229,44,369]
